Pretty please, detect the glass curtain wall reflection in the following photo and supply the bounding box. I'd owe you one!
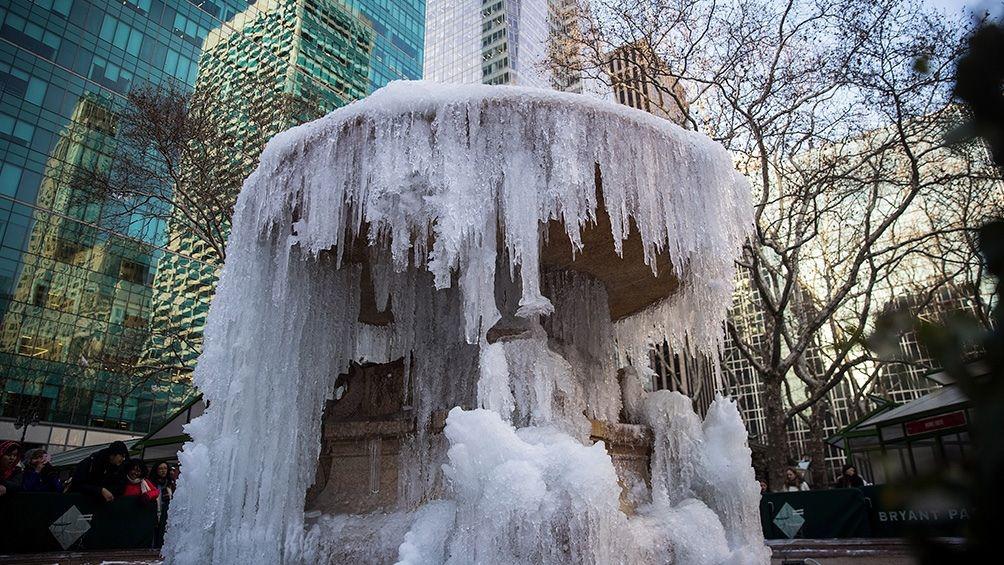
[424,0,551,87]
[1,0,424,451]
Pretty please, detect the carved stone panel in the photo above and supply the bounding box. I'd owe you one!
[306,359,411,514]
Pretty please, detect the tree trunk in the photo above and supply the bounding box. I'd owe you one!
[763,373,789,490]
[807,397,831,488]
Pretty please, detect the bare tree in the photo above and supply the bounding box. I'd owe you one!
[47,75,329,410]
[73,77,322,267]
[552,0,1003,487]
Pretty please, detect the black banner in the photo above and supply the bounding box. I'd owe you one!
[760,489,872,539]
[861,484,971,538]
[0,492,157,553]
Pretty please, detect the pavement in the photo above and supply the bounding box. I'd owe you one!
[0,538,968,564]
[0,550,160,565]
[768,537,965,564]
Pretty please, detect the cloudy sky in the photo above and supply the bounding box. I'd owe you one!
[927,0,1003,18]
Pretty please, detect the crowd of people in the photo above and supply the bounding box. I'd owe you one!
[1,440,178,544]
[757,463,871,494]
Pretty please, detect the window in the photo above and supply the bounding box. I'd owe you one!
[26,77,46,105]
[165,48,197,84]
[1,13,61,58]
[0,63,44,104]
[190,0,220,18]
[1,392,53,420]
[32,283,49,307]
[0,112,35,144]
[173,13,209,45]
[118,259,149,285]
[124,0,151,14]
[99,15,143,56]
[90,56,133,92]
[123,313,146,328]
[0,163,23,197]
[34,0,72,17]
[54,238,86,263]
[90,393,138,428]
[1,210,30,249]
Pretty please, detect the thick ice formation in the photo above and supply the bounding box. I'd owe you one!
[163,81,764,564]
[246,80,748,355]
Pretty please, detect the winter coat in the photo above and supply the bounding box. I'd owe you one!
[21,466,63,493]
[70,449,126,498]
[0,440,22,494]
[150,475,175,501]
[0,465,23,494]
[122,478,160,503]
[835,474,865,489]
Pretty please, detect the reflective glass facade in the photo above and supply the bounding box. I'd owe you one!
[143,0,376,370]
[1,0,424,451]
[424,0,549,87]
[351,0,424,88]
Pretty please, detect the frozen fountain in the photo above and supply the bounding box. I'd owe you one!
[162,81,770,564]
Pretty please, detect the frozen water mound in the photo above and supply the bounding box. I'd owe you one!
[162,81,765,564]
[292,397,768,565]
[397,398,767,565]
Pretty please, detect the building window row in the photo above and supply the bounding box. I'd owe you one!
[0,112,37,145]
[99,13,145,57]
[1,11,63,60]
[35,0,74,18]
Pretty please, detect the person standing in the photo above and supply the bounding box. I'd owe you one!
[150,461,175,546]
[21,448,63,493]
[150,462,175,502]
[121,460,160,504]
[781,467,810,492]
[0,441,23,497]
[835,463,866,489]
[70,440,130,501]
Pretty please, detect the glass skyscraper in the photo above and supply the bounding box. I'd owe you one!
[424,0,551,87]
[141,0,377,370]
[1,0,424,452]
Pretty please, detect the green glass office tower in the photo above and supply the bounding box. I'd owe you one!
[141,0,376,369]
[1,0,424,451]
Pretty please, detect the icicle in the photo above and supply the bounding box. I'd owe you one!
[477,341,515,420]
[368,437,382,494]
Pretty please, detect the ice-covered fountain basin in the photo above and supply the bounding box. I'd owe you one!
[163,81,762,565]
[245,81,752,342]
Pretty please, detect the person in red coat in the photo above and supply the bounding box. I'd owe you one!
[0,440,23,497]
[121,460,159,504]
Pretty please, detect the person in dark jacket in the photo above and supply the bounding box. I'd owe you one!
[0,440,23,497]
[70,440,129,501]
[835,463,866,489]
[150,461,175,547]
[21,448,63,493]
[150,462,175,502]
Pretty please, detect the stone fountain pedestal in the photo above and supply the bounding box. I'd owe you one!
[305,359,656,516]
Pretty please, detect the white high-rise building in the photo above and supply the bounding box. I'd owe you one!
[424,0,553,87]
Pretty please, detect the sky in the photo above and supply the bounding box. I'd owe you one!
[926,0,1004,19]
